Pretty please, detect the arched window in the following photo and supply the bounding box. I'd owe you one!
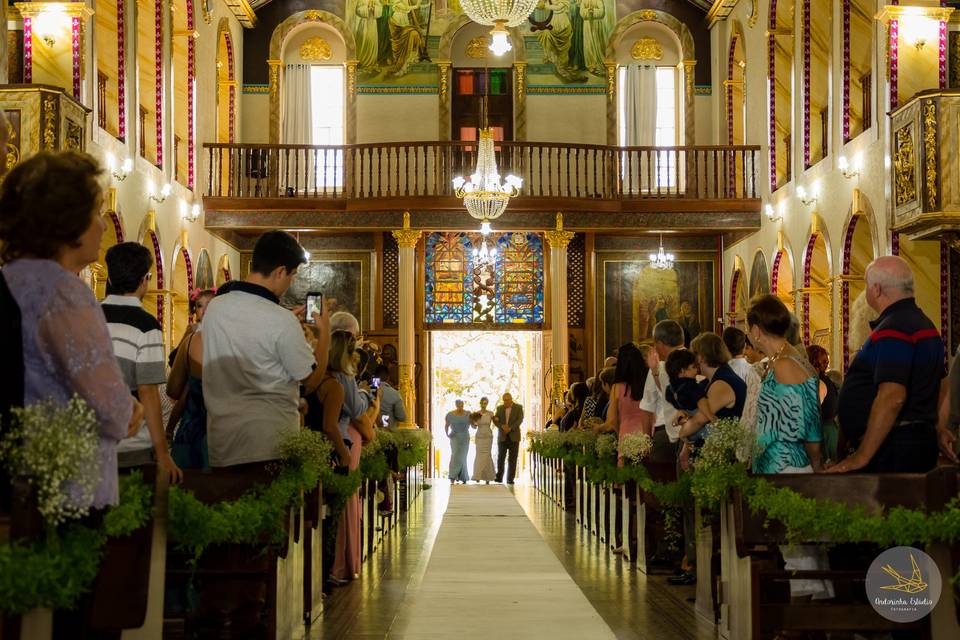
[216,22,235,144]
[95,0,124,139]
[806,0,831,167]
[137,0,162,166]
[769,0,794,190]
[845,0,873,141]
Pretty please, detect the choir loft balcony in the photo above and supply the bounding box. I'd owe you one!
[202,141,762,233]
[890,89,960,242]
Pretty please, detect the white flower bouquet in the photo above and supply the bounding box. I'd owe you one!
[695,417,755,472]
[619,432,654,465]
[0,396,100,525]
[595,433,618,459]
[279,428,333,465]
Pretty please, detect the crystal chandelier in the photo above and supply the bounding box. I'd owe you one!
[649,235,675,270]
[459,0,539,56]
[472,225,498,266]
[453,128,522,222]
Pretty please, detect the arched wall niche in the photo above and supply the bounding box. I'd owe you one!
[749,248,770,299]
[438,13,526,64]
[729,255,748,328]
[170,232,194,348]
[727,23,746,146]
[90,205,125,300]
[840,194,877,369]
[612,22,682,65]
[195,249,215,290]
[216,253,232,286]
[281,23,349,64]
[771,233,796,313]
[801,218,833,358]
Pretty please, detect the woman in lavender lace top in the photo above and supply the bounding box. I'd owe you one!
[0,152,138,508]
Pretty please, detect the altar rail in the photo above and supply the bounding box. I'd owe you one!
[203,142,760,204]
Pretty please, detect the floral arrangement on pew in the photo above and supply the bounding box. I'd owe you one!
[0,397,152,615]
[167,427,432,561]
[528,417,960,552]
[619,432,654,465]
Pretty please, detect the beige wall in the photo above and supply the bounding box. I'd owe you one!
[355,95,441,143]
[526,95,607,145]
[242,94,271,143]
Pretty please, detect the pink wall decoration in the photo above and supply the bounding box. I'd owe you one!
[23,18,33,83]
[117,0,126,140]
[224,32,236,143]
[889,19,899,109]
[840,215,860,372]
[148,231,165,328]
[771,250,783,294]
[802,233,818,345]
[187,0,196,189]
[155,0,164,168]
[72,17,81,99]
[802,0,811,167]
[728,268,742,321]
[842,0,851,142]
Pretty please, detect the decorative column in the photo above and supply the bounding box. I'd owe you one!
[604,62,617,146]
[391,212,422,429]
[437,60,451,141]
[513,61,527,141]
[268,59,283,143]
[682,60,696,144]
[544,213,575,409]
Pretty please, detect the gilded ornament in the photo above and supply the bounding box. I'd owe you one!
[893,125,917,206]
[397,363,417,428]
[347,61,357,98]
[4,111,19,172]
[638,9,657,21]
[392,212,422,248]
[300,37,332,62]
[437,62,451,102]
[545,228,575,248]
[631,37,663,61]
[605,63,617,101]
[466,37,490,59]
[42,95,57,151]
[551,364,569,407]
[951,32,960,88]
[922,99,938,211]
[748,0,759,28]
[514,62,526,101]
[304,10,324,21]
[65,120,83,151]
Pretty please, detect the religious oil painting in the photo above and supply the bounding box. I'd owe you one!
[749,250,771,299]
[346,0,618,89]
[598,252,717,359]
[425,231,543,326]
[280,251,371,331]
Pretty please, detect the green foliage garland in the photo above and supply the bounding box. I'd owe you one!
[528,429,960,548]
[0,472,153,615]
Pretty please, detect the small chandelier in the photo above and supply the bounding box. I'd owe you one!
[472,231,497,266]
[459,0,539,55]
[649,235,674,270]
[453,128,522,223]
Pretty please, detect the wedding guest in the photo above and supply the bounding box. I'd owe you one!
[374,364,407,430]
[746,294,833,601]
[203,231,330,468]
[596,367,616,420]
[166,289,215,468]
[0,151,140,508]
[678,333,747,447]
[832,256,951,473]
[578,376,608,428]
[329,328,381,583]
[603,356,618,368]
[743,336,763,364]
[806,345,839,462]
[445,399,471,484]
[102,242,182,483]
[722,326,752,381]
[639,320,683,465]
[560,381,589,432]
[847,290,879,357]
[471,397,496,483]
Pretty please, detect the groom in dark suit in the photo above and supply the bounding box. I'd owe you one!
[493,392,524,484]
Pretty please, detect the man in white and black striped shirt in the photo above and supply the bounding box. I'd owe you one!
[102,242,182,483]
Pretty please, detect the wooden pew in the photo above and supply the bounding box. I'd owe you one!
[164,465,305,640]
[719,467,960,640]
[625,458,677,571]
[301,485,323,627]
[1,470,160,640]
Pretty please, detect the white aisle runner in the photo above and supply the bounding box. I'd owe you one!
[390,485,616,639]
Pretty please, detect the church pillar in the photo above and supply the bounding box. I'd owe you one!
[513,61,526,141]
[437,60,451,141]
[392,212,422,428]
[345,59,358,144]
[544,213,575,409]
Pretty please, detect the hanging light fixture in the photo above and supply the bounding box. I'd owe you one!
[648,235,675,270]
[452,63,522,223]
[458,0,538,56]
[472,222,497,266]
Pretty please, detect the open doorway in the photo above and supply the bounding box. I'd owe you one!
[430,331,542,481]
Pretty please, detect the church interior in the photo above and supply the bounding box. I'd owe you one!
[2,0,960,638]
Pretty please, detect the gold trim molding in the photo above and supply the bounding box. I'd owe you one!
[392,212,422,248]
[437,61,451,103]
[14,2,92,19]
[466,36,490,59]
[544,213,575,249]
[876,6,954,24]
[300,36,333,61]
[922,99,937,211]
[894,125,917,206]
[631,37,663,61]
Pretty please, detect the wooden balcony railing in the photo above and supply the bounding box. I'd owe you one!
[203,141,760,203]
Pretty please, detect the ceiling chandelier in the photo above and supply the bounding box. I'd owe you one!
[472,224,498,266]
[648,235,675,270]
[459,0,539,56]
[453,129,522,222]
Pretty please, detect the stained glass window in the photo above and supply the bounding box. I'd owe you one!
[424,231,543,325]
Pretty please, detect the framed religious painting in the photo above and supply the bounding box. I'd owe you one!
[597,250,719,363]
[279,251,372,331]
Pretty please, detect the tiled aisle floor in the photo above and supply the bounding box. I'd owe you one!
[314,481,715,639]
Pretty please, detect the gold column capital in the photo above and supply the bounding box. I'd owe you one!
[392,212,422,248]
[544,213,575,248]
[15,2,93,19]
[267,59,284,67]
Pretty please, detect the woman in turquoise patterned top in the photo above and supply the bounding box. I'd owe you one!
[746,295,832,601]
[747,296,824,473]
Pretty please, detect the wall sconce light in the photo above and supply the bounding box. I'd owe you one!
[34,7,69,48]
[106,153,133,181]
[765,203,783,222]
[180,200,201,223]
[796,185,817,206]
[838,154,861,179]
[149,182,172,203]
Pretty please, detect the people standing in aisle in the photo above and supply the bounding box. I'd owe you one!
[0,151,141,510]
[722,326,753,382]
[493,392,524,484]
[445,399,472,484]
[374,364,407,429]
[471,397,496,483]
[101,242,183,483]
[832,256,955,472]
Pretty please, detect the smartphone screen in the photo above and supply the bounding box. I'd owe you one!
[304,292,323,324]
[371,377,381,392]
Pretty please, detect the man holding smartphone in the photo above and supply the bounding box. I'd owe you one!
[203,231,331,468]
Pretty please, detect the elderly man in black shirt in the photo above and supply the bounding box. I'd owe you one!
[830,256,956,473]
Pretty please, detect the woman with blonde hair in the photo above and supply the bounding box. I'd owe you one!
[329,329,381,584]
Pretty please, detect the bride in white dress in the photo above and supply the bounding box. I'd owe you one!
[471,397,496,483]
